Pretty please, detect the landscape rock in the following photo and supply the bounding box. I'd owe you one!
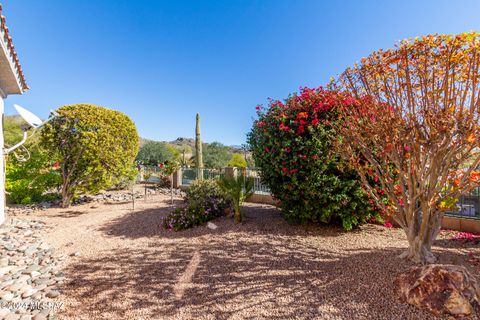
[0,218,64,319]
[46,290,60,298]
[395,264,480,318]
[207,222,218,230]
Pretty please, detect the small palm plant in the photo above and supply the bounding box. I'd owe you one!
[217,173,254,223]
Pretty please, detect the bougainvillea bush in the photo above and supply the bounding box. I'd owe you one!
[247,87,381,230]
[163,180,232,231]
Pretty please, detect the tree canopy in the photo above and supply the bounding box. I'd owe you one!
[41,104,139,207]
[228,153,247,168]
[203,142,231,168]
[335,32,480,263]
[137,141,178,165]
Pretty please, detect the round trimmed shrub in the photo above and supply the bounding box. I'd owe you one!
[247,87,380,230]
[41,104,140,207]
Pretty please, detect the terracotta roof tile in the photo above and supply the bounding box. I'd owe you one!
[0,4,28,92]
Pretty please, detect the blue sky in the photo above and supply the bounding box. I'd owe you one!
[3,0,480,145]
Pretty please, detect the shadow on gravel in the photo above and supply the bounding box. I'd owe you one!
[62,204,469,319]
[64,203,472,319]
[50,210,87,218]
[61,237,445,319]
[99,203,349,240]
[434,238,480,249]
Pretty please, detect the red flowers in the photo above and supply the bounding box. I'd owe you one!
[384,221,393,228]
[279,123,290,132]
[470,171,480,183]
[249,86,382,231]
[282,167,298,174]
[394,185,402,195]
[454,178,461,186]
[296,126,305,135]
[385,143,393,153]
[52,161,61,170]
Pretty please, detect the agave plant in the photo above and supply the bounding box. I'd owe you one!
[217,173,254,223]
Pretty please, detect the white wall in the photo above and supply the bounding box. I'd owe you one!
[0,98,5,225]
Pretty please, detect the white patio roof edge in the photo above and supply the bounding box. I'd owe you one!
[0,4,28,98]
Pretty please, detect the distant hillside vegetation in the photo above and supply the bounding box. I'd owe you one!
[4,115,30,147]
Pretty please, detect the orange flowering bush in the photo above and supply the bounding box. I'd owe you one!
[335,32,480,263]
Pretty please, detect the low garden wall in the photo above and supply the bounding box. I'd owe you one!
[442,216,480,233]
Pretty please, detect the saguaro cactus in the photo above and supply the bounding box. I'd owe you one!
[195,113,204,180]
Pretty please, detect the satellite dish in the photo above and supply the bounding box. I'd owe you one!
[13,104,43,129]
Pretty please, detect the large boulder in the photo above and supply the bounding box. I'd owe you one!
[395,264,480,317]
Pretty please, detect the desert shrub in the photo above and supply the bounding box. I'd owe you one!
[155,174,173,188]
[163,179,232,231]
[185,179,225,203]
[41,104,139,207]
[6,142,61,205]
[228,153,248,168]
[247,87,381,230]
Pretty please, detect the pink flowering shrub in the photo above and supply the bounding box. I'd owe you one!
[440,229,480,242]
[248,87,382,230]
[383,221,393,229]
[163,180,232,231]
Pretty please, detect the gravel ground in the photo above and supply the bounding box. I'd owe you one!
[0,219,64,320]
[14,193,480,320]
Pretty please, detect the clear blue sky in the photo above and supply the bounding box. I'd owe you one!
[3,0,480,145]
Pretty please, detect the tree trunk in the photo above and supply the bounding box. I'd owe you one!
[399,211,444,264]
[234,205,242,223]
[170,174,174,205]
[60,185,73,208]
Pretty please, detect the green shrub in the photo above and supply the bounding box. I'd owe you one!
[247,87,381,230]
[228,153,248,168]
[137,141,178,165]
[163,179,232,231]
[41,104,140,207]
[185,179,227,204]
[6,140,61,204]
[217,174,253,223]
[111,165,139,190]
[203,142,231,168]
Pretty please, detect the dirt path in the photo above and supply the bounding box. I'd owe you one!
[21,194,477,319]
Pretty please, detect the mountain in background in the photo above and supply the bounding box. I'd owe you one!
[141,136,245,153]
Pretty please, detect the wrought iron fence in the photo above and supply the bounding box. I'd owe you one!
[244,168,271,195]
[136,165,164,184]
[180,167,270,195]
[445,187,480,219]
[181,168,226,185]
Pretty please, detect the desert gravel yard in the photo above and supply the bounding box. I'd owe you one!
[15,193,480,319]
